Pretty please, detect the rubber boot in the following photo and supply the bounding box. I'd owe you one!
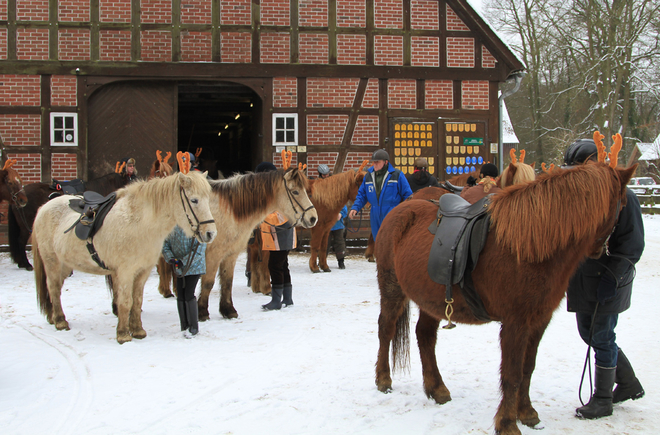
[185,298,199,336]
[177,300,189,331]
[262,284,283,310]
[282,283,294,307]
[613,349,644,403]
[338,258,345,270]
[576,366,615,419]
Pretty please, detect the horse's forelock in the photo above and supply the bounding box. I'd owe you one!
[490,163,617,263]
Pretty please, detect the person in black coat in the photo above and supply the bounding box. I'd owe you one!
[405,157,439,193]
[564,139,646,420]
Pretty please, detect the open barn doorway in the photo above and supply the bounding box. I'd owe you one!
[178,82,261,178]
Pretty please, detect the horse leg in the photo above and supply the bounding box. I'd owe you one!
[516,319,550,428]
[365,233,375,262]
[113,277,134,344]
[319,231,331,272]
[308,229,321,273]
[416,310,451,404]
[495,322,530,435]
[198,252,221,322]
[156,256,174,298]
[46,273,69,330]
[219,254,240,319]
[128,269,150,339]
[375,270,408,393]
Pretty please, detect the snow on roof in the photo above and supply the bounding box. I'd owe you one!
[501,99,519,144]
[638,137,660,161]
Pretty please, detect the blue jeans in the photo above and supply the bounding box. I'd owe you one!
[576,312,619,368]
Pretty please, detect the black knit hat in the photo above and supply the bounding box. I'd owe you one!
[564,139,598,165]
[480,163,498,178]
[255,161,277,173]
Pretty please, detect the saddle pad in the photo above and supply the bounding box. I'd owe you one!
[67,191,117,240]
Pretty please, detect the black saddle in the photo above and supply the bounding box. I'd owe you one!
[52,178,86,195]
[427,194,491,321]
[66,191,117,241]
[439,180,464,193]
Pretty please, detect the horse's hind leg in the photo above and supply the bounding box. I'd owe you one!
[365,233,375,262]
[495,321,530,435]
[198,250,221,321]
[113,277,135,344]
[128,269,150,340]
[46,273,69,330]
[219,254,240,319]
[516,319,550,428]
[318,231,331,272]
[416,309,451,404]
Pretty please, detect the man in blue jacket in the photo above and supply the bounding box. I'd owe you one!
[348,149,413,240]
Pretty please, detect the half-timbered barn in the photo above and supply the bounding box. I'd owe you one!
[0,0,524,243]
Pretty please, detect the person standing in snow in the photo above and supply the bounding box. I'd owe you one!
[405,157,439,192]
[348,149,413,240]
[563,138,646,419]
[327,204,348,270]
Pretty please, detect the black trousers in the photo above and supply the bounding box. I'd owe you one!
[268,250,291,286]
[176,275,200,302]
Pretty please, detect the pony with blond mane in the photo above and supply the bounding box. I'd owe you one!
[500,148,536,188]
[373,136,635,435]
[191,151,317,320]
[32,157,217,344]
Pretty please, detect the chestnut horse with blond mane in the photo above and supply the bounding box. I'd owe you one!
[373,135,635,435]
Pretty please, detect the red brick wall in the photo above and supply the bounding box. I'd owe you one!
[337,0,365,27]
[412,0,438,30]
[337,34,366,65]
[307,115,348,146]
[462,80,489,110]
[17,28,49,60]
[388,79,416,109]
[59,0,90,22]
[345,151,372,170]
[0,2,7,20]
[59,29,91,60]
[141,0,171,24]
[375,0,402,29]
[307,78,359,108]
[221,32,251,63]
[51,153,78,179]
[0,115,41,147]
[261,0,290,26]
[374,35,403,66]
[307,152,339,173]
[352,116,379,146]
[141,30,171,61]
[100,0,131,22]
[299,33,329,64]
[181,31,212,62]
[446,5,469,31]
[100,30,132,61]
[7,153,41,183]
[181,0,213,24]
[51,76,77,106]
[447,37,474,68]
[0,29,6,60]
[273,77,298,108]
[17,0,49,21]
[425,80,453,109]
[411,36,439,67]
[362,79,379,108]
[299,0,328,27]
[0,75,41,106]
[260,33,290,63]
[221,0,251,25]
[482,46,497,68]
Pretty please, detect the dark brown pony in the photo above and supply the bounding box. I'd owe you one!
[8,171,129,270]
[0,159,28,208]
[373,157,636,434]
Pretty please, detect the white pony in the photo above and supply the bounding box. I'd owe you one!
[33,169,217,344]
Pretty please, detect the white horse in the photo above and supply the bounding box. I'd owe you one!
[33,171,217,344]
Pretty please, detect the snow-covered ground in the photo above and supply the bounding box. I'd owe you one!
[1,215,659,435]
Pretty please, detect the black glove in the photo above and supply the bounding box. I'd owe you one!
[466,176,477,186]
[596,273,617,304]
[168,258,183,269]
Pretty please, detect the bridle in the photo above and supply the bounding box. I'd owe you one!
[283,172,315,226]
[179,185,215,240]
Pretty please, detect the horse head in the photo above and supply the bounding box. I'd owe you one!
[150,151,173,179]
[1,159,28,207]
[174,170,217,244]
[278,167,318,229]
[500,149,536,188]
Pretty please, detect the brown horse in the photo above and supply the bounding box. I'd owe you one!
[0,159,28,209]
[373,157,636,434]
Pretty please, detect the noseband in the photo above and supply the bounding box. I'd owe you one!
[283,175,315,226]
[179,186,215,239]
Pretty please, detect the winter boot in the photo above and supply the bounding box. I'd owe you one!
[262,284,283,310]
[576,366,615,419]
[613,349,645,403]
[177,300,189,331]
[282,283,294,307]
[338,258,345,270]
[185,298,199,336]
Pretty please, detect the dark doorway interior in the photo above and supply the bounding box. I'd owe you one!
[178,82,259,178]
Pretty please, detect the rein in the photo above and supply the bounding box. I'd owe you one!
[283,176,315,226]
[179,185,215,239]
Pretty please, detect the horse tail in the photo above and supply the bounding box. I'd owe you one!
[32,236,52,318]
[7,206,24,266]
[391,300,411,373]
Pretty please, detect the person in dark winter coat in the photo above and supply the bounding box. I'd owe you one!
[121,157,139,183]
[405,157,439,192]
[564,138,646,419]
[460,163,502,204]
[348,149,413,239]
[162,225,207,337]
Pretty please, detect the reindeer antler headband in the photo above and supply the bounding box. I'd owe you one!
[509,148,526,164]
[281,149,293,170]
[594,130,622,168]
[115,161,125,174]
[176,151,191,174]
[2,159,17,171]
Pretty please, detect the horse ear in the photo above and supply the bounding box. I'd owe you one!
[529,161,535,169]
[619,164,637,188]
[177,171,192,188]
[202,171,208,178]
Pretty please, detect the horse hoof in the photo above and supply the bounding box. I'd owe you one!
[311,269,321,274]
[519,415,541,428]
[132,329,147,339]
[367,257,375,263]
[199,314,210,322]
[117,334,132,344]
[55,320,70,331]
[21,264,34,271]
[322,268,331,273]
[377,384,392,394]
[160,292,174,298]
[221,310,238,320]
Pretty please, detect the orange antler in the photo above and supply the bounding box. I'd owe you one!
[2,159,16,171]
[163,151,172,165]
[298,162,307,172]
[156,150,163,163]
[509,148,518,164]
[115,161,125,174]
[176,151,190,174]
[357,159,369,173]
[519,149,526,163]
[281,149,293,170]
[541,162,556,174]
[594,131,606,163]
[195,147,202,158]
[609,134,622,168]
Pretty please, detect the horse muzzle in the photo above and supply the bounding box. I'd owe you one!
[300,210,318,229]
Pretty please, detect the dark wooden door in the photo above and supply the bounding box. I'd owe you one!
[87,81,177,180]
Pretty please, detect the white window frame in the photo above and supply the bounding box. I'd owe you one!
[272,113,298,146]
[50,112,78,146]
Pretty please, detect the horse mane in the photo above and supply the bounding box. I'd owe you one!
[310,170,359,209]
[489,163,618,263]
[210,168,307,222]
[116,170,209,211]
[500,162,535,188]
